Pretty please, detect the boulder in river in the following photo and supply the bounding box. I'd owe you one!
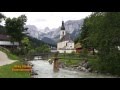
[81,67,86,71]
[31,70,38,76]
[88,68,92,72]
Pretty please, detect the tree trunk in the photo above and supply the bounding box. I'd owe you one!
[92,48,95,55]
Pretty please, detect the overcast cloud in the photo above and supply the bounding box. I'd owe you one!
[1,12,92,30]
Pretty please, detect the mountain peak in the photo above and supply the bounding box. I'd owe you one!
[25,19,84,44]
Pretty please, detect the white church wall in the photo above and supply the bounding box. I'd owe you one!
[64,41,68,47]
[57,42,64,49]
[65,49,76,53]
[57,21,75,53]
[58,49,76,53]
[57,41,69,50]
[66,42,74,49]
[57,43,60,50]
[58,50,65,53]
[72,43,74,48]
[57,41,75,51]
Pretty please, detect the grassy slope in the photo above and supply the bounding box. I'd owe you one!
[0,61,31,78]
[0,47,31,78]
[57,53,83,66]
[58,53,98,67]
[0,47,20,60]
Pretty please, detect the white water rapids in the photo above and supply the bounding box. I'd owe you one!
[29,56,115,78]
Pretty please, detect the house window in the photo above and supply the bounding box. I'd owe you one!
[66,43,67,46]
[63,32,64,35]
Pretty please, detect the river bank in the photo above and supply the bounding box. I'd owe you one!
[59,60,119,78]
[27,58,116,78]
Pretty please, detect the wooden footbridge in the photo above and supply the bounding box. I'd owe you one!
[26,52,56,60]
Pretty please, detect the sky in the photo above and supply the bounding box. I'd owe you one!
[1,12,92,30]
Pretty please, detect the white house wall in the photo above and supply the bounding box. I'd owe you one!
[0,41,19,46]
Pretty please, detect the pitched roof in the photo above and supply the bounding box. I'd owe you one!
[68,40,74,43]
[0,34,11,41]
[75,43,82,48]
[59,33,73,42]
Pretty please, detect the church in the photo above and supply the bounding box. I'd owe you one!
[57,21,76,53]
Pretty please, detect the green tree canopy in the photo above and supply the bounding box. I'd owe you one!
[21,36,31,54]
[35,44,50,53]
[0,13,6,34]
[5,15,27,43]
[78,12,120,75]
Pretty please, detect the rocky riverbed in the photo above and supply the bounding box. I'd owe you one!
[59,60,92,73]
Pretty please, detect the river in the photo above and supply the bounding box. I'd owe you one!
[29,56,115,78]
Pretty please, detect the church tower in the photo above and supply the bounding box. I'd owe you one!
[60,21,66,39]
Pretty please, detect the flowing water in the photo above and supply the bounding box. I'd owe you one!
[29,56,115,78]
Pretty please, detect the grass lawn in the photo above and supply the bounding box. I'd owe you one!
[58,54,83,66]
[57,53,98,67]
[0,61,31,78]
[0,47,31,78]
[60,59,82,66]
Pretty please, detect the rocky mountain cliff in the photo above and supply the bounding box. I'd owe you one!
[43,19,84,42]
[25,19,84,45]
[25,25,39,39]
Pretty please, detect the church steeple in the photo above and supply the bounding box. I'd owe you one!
[60,21,66,39]
[61,21,65,30]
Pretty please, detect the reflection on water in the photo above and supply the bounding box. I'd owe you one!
[29,57,115,78]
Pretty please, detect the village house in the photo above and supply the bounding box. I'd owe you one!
[0,34,19,48]
[75,43,82,53]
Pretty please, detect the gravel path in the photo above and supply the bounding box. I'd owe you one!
[0,51,17,66]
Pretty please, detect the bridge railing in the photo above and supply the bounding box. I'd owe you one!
[26,52,57,60]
